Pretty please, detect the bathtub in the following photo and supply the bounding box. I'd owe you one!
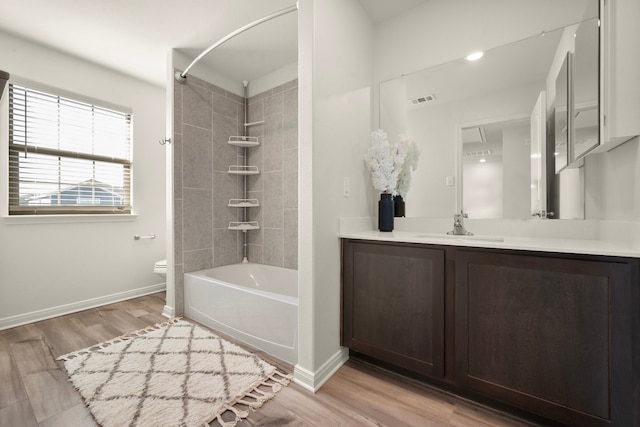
[184,262,298,364]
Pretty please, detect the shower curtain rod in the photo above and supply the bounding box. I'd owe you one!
[175,3,298,82]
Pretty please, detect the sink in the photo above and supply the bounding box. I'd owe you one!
[413,233,505,243]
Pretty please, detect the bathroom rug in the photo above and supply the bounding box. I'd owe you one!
[58,318,290,427]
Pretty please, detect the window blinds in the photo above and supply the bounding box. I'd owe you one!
[8,84,132,215]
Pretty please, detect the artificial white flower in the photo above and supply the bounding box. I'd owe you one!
[364,130,419,196]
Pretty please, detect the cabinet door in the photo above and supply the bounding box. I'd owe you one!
[600,0,640,147]
[455,250,636,426]
[342,240,445,378]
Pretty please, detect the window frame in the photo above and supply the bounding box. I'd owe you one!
[5,78,133,216]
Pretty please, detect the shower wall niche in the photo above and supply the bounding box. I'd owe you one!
[172,73,298,292]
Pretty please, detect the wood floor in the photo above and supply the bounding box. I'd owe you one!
[0,293,540,427]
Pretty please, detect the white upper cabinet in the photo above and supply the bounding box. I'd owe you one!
[598,0,640,150]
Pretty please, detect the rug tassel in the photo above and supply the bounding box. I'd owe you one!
[255,386,275,397]
[216,413,235,427]
[237,399,259,409]
[242,392,267,405]
[270,372,292,385]
[216,404,250,427]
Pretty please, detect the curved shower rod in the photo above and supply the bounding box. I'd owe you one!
[175,3,298,83]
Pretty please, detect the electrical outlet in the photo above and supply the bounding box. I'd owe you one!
[343,177,351,197]
[445,176,455,186]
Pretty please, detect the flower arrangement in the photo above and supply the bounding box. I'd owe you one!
[364,129,420,196]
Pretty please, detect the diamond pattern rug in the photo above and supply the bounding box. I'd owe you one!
[58,319,290,427]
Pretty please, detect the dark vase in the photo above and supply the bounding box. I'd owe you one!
[378,193,394,232]
[393,195,405,217]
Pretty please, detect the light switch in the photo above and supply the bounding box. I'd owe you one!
[446,176,455,186]
[343,177,351,197]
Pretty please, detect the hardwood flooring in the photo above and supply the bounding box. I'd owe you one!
[0,293,540,426]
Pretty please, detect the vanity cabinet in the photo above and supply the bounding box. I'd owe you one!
[341,239,640,426]
[455,249,638,427]
[341,239,445,378]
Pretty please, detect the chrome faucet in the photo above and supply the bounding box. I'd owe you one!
[447,211,473,236]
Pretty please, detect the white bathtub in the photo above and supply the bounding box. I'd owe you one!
[184,262,298,364]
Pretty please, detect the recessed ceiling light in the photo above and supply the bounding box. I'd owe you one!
[479,158,487,163]
[466,51,484,61]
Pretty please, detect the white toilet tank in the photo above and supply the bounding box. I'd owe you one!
[154,259,167,277]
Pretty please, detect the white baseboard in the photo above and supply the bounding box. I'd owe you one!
[0,283,167,331]
[162,305,175,319]
[293,347,349,393]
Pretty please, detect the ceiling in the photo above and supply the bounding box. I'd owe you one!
[0,0,428,87]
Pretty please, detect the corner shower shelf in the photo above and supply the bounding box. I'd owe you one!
[228,136,260,147]
[228,198,260,208]
[228,221,260,231]
[228,165,259,175]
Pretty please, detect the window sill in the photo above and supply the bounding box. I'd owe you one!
[2,213,139,225]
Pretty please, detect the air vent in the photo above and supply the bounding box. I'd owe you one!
[409,94,436,105]
[464,149,492,157]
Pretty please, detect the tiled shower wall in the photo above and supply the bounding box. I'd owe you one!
[172,73,298,311]
[246,80,298,270]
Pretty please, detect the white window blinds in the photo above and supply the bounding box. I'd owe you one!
[8,84,132,215]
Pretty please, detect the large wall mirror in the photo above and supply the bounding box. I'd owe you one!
[380,9,599,220]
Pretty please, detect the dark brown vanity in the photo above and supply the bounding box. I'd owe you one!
[341,238,639,426]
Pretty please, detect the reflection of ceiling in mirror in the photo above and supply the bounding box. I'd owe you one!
[404,29,564,106]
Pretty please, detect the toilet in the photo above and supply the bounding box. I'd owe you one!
[154,259,167,278]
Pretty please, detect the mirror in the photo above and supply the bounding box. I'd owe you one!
[380,16,599,219]
[572,18,600,159]
[555,53,570,174]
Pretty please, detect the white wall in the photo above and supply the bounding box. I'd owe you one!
[595,137,640,220]
[295,0,374,391]
[0,31,166,329]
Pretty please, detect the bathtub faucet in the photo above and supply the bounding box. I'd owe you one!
[447,211,473,236]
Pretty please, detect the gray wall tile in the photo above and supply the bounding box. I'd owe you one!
[212,114,240,173]
[173,133,183,200]
[184,249,213,273]
[174,263,184,315]
[213,229,241,267]
[283,148,298,209]
[248,244,263,264]
[183,188,213,251]
[212,91,240,119]
[263,228,284,267]
[263,116,283,172]
[264,92,283,118]
[182,125,212,189]
[173,79,183,134]
[182,83,212,130]
[283,87,298,150]
[284,209,298,270]
[174,198,183,265]
[263,171,283,229]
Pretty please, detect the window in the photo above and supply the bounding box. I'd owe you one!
[8,83,132,215]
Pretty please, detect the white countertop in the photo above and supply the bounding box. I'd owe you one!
[339,229,640,258]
